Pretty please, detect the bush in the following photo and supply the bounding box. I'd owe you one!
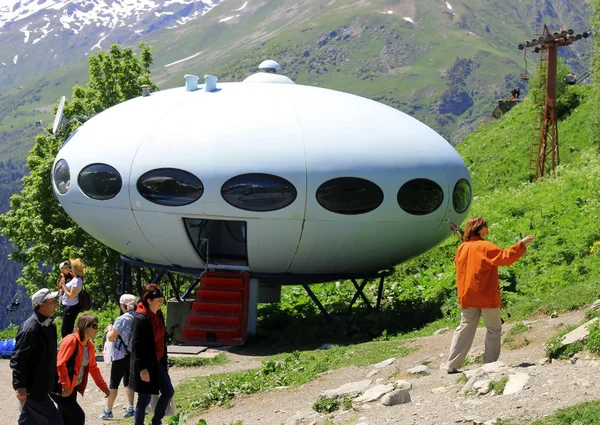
[545,325,583,359]
[313,397,340,413]
[586,320,600,355]
[489,376,509,394]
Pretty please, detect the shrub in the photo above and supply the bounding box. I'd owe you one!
[545,325,583,359]
[586,320,600,355]
[489,376,509,394]
[313,397,340,413]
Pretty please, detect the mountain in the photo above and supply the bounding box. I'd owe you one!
[0,0,596,329]
[0,0,226,86]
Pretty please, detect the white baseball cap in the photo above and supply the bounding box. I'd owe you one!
[31,288,59,307]
[119,294,137,307]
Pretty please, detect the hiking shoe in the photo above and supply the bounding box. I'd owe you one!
[99,409,113,420]
[446,368,461,374]
[123,407,134,418]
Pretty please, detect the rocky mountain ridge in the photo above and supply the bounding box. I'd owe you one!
[0,0,228,85]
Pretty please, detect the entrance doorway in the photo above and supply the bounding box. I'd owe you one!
[183,218,248,267]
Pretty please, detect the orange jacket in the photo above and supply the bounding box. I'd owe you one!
[57,332,108,396]
[455,236,526,309]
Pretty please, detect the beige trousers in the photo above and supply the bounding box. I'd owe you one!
[447,307,502,370]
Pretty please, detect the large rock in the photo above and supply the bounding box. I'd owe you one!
[405,365,429,375]
[286,411,326,425]
[381,389,411,406]
[370,358,395,369]
[319,380,373,400]
[354,384,394,403]
[503,372,529,395]
[561,317,599,345]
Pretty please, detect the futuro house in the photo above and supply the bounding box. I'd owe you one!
[52,61,471,343]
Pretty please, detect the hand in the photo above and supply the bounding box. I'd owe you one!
[105,324,113,332]
[61,387,72,397]
[521,235,535,246]
[103,388,110,397]
[15,389,27,406]
[140,369,150,382]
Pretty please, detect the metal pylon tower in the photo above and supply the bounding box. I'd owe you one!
[518,25,590,180]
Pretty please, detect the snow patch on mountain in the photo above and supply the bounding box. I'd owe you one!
[0,0,228,40]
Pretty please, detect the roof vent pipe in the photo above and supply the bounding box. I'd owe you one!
[141,85,150,97]
[204,75,218,92]
[184,74,199,92]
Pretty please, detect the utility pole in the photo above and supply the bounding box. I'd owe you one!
[518,25,590,180]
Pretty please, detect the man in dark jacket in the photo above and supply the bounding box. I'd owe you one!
[10,288,63,425]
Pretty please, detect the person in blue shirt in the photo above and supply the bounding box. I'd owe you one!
[99,294,137,419]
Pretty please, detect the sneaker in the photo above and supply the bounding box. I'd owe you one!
[99,409,113,420]
[446,368,461,374]
[123,407,134,418]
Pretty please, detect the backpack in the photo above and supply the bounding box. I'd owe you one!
[78,290,92,311]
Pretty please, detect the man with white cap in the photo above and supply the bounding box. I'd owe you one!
[99,294,137,419]
[10,288,62,425]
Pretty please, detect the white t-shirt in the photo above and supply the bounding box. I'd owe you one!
[61,276,82,306]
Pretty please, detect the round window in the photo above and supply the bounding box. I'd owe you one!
[397,179,444,215]
[316,177,384,215]
[78,163,122,200]
[53,159,70,195]
[137,168,204,206]
[453,178,472,213]
[221,173,297,212]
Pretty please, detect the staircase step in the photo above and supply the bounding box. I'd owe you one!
[196,289,243,302]
[192,302,242,314]
[187,315,242,327]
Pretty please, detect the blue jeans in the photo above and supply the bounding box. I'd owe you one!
[134,365,174,425]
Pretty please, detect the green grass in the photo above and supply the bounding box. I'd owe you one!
[168,353,228,368]
[530,401,600,425]
[489,376,509,394]
[175,341,412,412]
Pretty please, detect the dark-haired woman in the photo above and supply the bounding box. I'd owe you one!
[129,284,174,425]
[54,314,110,425]
[446,216,534,373]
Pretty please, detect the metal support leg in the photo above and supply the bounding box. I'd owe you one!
[351,279,373,310]
[376,276,385,311]
[301,284,332,323]
[181,277,202,301]
[167,272,181,302]
[151,269,166,284]
[348,279,370,316]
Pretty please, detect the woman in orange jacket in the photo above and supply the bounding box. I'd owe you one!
[53,314,110,424]
[446,217,534,373]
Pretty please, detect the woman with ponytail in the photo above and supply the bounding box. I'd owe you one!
[446,216,534,373]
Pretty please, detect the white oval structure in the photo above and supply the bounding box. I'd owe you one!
[52,69,472,281]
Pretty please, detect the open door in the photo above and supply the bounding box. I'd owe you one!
[183,218,248,268]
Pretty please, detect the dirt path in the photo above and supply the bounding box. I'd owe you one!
[1,309,596,425]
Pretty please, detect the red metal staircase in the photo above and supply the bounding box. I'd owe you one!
[178,271,250,346]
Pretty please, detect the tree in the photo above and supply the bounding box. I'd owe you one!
[0,43,158,303]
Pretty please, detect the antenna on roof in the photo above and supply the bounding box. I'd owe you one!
[52,96,66,135]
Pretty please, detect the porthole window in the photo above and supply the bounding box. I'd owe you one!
[453,178,472,213]
[221,173,297,212]
[53,159,70,195]
[137,168,204,206]
[78,163,122,200]
[316,177,383,215]
[397,179,444,215]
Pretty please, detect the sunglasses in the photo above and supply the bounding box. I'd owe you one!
[87,323,98,329]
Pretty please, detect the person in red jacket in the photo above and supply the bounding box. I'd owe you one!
[446,217,534,373]
[53,314,110,424]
